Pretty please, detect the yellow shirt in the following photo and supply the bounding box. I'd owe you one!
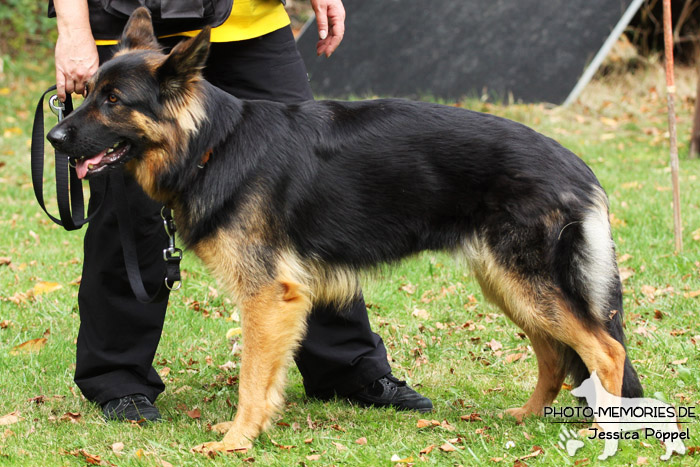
[95,0,290,45]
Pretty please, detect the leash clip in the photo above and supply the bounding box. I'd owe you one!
[160,207,183,291]
[49,95,65,122]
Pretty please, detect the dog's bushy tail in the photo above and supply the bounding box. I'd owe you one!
[557,187,643,398]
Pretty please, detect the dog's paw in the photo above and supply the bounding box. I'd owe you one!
[211,421,235,434]
[190,441,249,457]
[504,407,533,422]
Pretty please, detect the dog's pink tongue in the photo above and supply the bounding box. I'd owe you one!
[75,150,107,179]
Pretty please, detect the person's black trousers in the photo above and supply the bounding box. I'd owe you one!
[74,26,391,405]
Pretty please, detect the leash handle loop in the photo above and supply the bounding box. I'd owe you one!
[31,85,104,230]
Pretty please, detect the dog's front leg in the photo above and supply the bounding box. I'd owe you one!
[192,280,312,455]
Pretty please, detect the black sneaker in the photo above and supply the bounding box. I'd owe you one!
[349,374,433,412]
[102,394,162,422]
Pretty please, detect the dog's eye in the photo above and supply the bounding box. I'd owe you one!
[107,94,119,104]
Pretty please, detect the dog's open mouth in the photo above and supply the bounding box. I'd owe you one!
[75,141,131,179]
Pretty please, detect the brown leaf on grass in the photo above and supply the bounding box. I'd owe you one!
[519,445,544,460]
[0,320,10,329]
[304,438,313,444]
[111,442,124,454]
[306,454,322,461]
[460,413,483,422]
[270,439,295,450]
[420,444,435,455]
[513,460,528,467]
[59,412,82,423]
[10,337,47,355]
[0,257,10,266]
[486,339,502,352]
[63,449,116,466]
[355,437,367,445]
[331,441,347,451]
[506,352,526,363]
[186,408,201,419]
[412,308,430,320]
[637,456,649,465]
[416,419,440,428]
[439,443,458,452]
[329,423,346,432]
[619,267,635,282]
[399,283,416,295]
[390,454,414,463]
[618,253,633,263]
[0,412,21,426]
[685,290,700,299]
[30,281,62,296]
[672,358,688,365]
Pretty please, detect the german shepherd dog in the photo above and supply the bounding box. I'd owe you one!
[48,8,643,454]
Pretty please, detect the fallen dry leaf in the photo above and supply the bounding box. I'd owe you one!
[59,412,82,423]
[506,352,526,363]
[439,443,458,452]
[226,327,242,338]
[390,454,414,463]
[331,441,347,451]
[420,444,436,455]
[0,257,10,266]
[30,281,62,296]
[0,412,21,426]
[412,308,430,320]
[416,419,440,428]
[186,408,201,419]
[460,413,483,422]
[270,439,295,450]
[355,437,367,445]
[306,454,321,461]
[63,449,116,466]
[672,358,688,365]
[486,339,502,351]
[10,337,47,355]
[111,442,124,455]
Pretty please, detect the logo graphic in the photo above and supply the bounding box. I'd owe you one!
[555,371,689,461]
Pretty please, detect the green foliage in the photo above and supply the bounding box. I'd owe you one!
[0,0,57,58]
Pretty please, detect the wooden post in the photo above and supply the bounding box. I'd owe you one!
[663,0,683,253]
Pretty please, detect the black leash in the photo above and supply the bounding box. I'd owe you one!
[31,86,181,303]
[31,85,99,230]
[110,171,182,303]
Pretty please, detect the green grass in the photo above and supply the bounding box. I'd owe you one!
[1,58,699,466]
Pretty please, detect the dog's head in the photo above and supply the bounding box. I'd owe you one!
[47,7,210,183]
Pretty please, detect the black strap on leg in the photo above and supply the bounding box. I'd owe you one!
[31,85,181,304]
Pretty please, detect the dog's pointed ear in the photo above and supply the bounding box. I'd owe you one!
[157,27,211,96]
[120,7,159,51]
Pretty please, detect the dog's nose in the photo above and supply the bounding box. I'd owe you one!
[47,125,70,147]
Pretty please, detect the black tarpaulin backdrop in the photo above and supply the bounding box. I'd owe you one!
[297,0,634,104]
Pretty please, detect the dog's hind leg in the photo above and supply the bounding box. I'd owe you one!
[505,333,566,421]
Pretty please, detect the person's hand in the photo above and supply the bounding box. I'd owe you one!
[311,0,345,57]
[55,27,99,102]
